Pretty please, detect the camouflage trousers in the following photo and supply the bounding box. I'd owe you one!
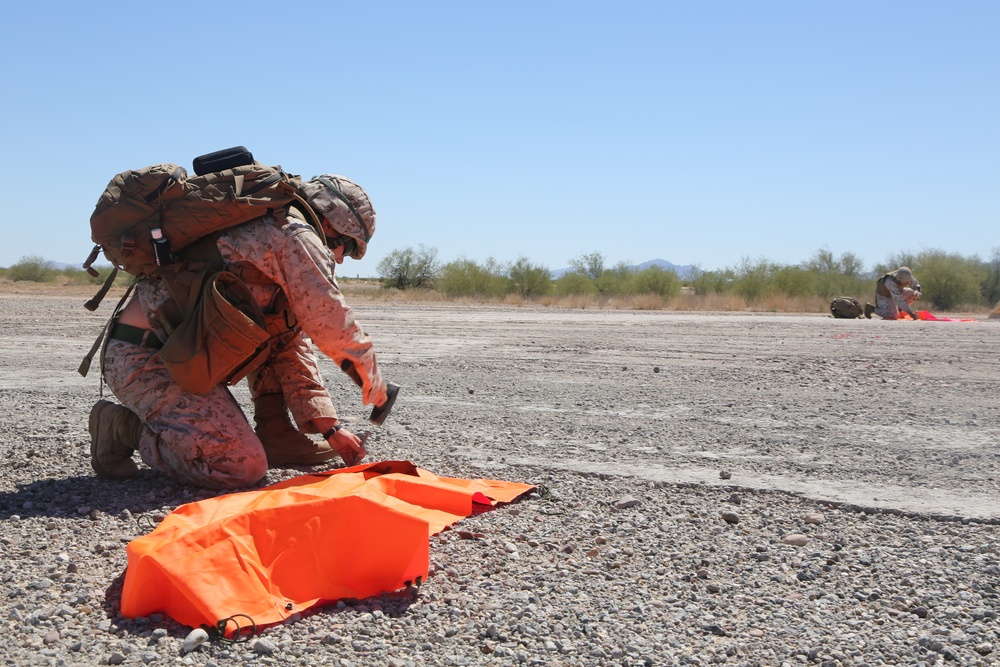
[247,330,338,434]
[102,339,268,489]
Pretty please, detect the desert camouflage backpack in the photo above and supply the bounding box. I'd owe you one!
[829,297,863,319]
[83,157,323,295]
[78,148,327,388]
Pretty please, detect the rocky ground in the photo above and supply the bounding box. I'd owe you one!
[1,287,998,666]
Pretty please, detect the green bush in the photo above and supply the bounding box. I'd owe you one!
[772,265,816,298]
[376,245,440,290]
[630,265,682,298]
[61,265,114,285]
[910,250,985,310]
[9,255,56,282]
[568,252,606,280]
[437,258,508,299]
[594,261,633,295]
[802,248,868,298]
[982,247,1000,307]
[507,257,552,298]
[691,270,732,295]
[732,257,775,303]
[554,271,598,296]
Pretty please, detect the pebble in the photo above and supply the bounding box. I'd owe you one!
[252,638,277,654]
[614,495,641,509]
[182,628,209,652]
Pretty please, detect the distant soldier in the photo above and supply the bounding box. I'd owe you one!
[865,266,921,320]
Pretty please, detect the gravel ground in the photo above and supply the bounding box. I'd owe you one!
[1,288,998,666]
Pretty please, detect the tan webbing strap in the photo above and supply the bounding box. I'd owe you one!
[84,267,121,312]
[79,280,136,378]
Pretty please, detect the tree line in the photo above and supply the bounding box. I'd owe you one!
[375,246,1000,311]
[5,246,999,312]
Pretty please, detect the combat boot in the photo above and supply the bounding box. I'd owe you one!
[253,393,339,466]
[89,400,141,479]
[864,302,874,319]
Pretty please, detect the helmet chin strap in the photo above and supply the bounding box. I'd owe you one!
[326,234,358,257]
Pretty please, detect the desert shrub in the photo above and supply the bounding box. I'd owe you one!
[772,265,815,298]
[437,258,508,299]
[626,293,669,310]
[9,255,56,282]
[802,248,868,298]
[913,250,985,310]
[594,261,633,295]
[376,245,440,290]
[61,265,113,285]
[568,252,606,280]
[507,257,552,298]
[982,247,1000,307]
[630,265,682,298]
[554,271,598,296]
[731,257,775,303]
[691,270,732,295]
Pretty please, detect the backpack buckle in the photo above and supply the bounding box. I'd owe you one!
[120,228,135,257]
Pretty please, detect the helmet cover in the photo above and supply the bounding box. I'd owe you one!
[301,175,375,259]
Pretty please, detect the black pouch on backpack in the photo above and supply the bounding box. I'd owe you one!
[192,146,255,176]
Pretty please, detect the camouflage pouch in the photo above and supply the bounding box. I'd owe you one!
[159,271,271,394]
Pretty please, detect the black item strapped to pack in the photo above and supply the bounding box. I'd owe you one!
[192,146,255,176]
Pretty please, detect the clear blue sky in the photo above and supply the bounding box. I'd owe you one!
[1,1,996,278]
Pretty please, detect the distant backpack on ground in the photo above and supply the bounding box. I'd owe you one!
[829,297,863,319]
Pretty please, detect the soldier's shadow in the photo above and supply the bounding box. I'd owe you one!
[0,470,236,521]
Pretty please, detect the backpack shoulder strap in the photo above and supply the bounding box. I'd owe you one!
[78,279,136,378]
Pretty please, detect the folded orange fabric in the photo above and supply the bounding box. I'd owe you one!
[121,461,535,632]
[914,310,977,322]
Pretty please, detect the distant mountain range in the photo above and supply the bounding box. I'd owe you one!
[551,258,700,280]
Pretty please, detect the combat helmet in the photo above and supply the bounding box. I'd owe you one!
[300,175,375,259]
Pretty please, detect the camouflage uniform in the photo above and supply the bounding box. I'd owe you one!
[102,215,387,489]
[873,267,921,320]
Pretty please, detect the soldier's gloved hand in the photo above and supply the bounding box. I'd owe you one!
[325,426,368,466]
